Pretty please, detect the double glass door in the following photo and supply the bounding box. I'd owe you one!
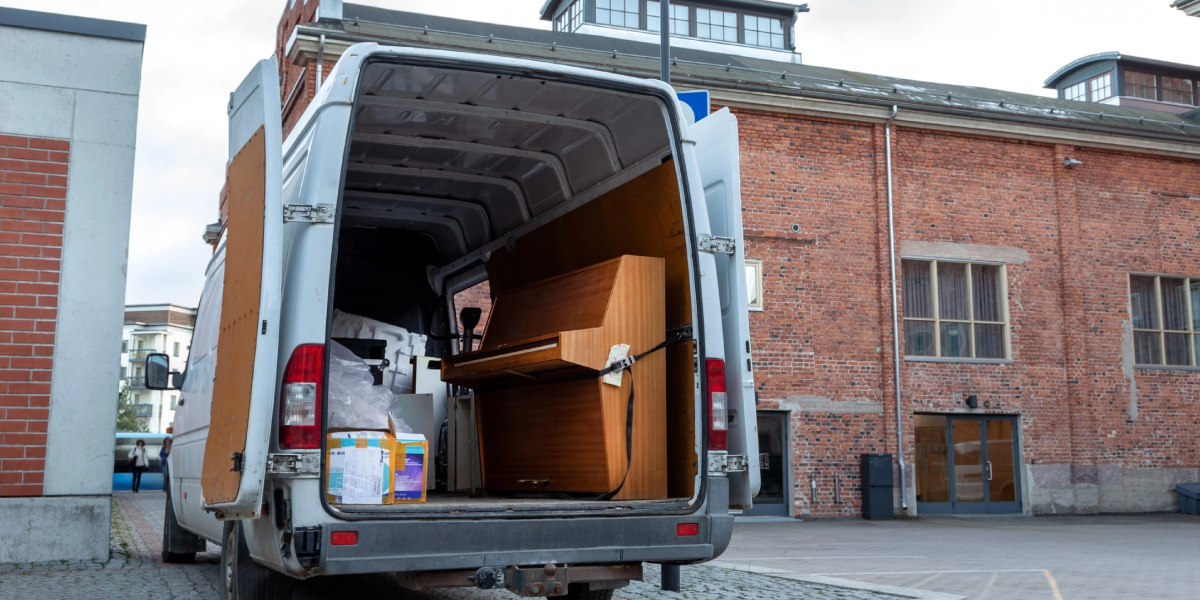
[915,415,1021,514]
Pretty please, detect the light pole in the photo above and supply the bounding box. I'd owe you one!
[660,0,670,83]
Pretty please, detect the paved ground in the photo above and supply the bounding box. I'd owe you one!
[0,491,897,600]
[721,514,1200,600]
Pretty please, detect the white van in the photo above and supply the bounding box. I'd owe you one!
[146,44,759,600]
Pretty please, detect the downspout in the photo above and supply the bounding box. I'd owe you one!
[885,105,908,511]
[316,33,326,90]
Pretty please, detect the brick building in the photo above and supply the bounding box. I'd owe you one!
[261,0,1200,518]
[0,8,144,561]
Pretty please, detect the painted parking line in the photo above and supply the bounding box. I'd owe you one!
[1044,570,1065,600]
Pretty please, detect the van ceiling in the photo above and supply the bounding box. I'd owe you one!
[342,62,672,266]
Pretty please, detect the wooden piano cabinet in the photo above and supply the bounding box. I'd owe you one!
[441,255,666,500]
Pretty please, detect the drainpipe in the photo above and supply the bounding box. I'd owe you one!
[884,105,908,511]
[316,33,326,90]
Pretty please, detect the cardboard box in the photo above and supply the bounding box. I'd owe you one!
[392,433,429,503]
[326,431,397,505]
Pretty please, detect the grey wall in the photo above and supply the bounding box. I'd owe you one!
[0,22,142,561]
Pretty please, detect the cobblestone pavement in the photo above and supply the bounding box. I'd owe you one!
[0,492,900,600]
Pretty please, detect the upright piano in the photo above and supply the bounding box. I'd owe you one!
[441,255,667,500]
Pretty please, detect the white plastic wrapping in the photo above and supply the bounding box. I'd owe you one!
[327,341,397,430]
[331,309,428,394]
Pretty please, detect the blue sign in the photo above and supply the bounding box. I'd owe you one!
[676,90,710,122]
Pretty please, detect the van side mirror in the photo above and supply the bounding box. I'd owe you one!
[145,353,180,390]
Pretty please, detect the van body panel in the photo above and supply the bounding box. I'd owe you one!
[691,109,760,509]
[199,56,285,519]
[173,43,759,580]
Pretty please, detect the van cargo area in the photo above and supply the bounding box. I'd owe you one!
[323,59,701,516]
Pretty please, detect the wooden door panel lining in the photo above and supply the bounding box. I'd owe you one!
[202,127,267,505]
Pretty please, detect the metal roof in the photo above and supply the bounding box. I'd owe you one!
[1044,52,1200,88]
[329,5,1200,142]
[0,6,145,43]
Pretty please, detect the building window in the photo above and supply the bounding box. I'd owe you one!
[555,1,583,32]
[170,395,178,410]
[1129,274,1200,367]
[1064,81,1087,102]
[746,260,764,311]
[173,341,180,357]
[135,404,153,418]
[121,339,128,353]
[903,260,1009,360]
[744,14,784,48]
[696,7,737,42]
[647,1,689,35]
[1162,76,1195,105]
[120,366,127,380]
[596,0,639,29]
[1125,70,1157,100]
[1089,73,1112,101]
[136,339,144,350]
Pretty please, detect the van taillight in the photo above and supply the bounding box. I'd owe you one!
[280,344,324,449]
[706,358,728,452]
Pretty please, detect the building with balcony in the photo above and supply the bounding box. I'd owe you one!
[541,0,807,63]
[1045,53,1200,115]
[121,304,196,433]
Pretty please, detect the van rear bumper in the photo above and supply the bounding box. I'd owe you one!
[318,513,732,575]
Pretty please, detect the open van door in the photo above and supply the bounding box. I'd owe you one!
[690,108,760,510]
[200,57,284,519]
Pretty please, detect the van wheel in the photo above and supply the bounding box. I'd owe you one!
[221,522,295,600]
[563,584,615,600]
[161,491,197,563]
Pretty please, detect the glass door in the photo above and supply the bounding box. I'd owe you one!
[743,411,790,517]
[916,415,1021,515]
[984,419,1020,513]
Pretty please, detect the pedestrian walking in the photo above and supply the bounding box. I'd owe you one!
[159,437,171,480]
[128,439,149,492]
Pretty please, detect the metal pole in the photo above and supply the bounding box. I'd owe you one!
[660,0,670,83]
[884,105,908,512]
[660,564,680,592]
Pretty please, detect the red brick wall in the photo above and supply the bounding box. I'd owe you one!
[735,107,1200,516]
[454,282,492,346]
[0,134,67,497]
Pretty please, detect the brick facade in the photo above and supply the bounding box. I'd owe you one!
[0,134,68,497]
[736,108,1200,516]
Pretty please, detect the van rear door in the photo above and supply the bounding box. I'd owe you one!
[690,108,760,510]
[200,57,285,519]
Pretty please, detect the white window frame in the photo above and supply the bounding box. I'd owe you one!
[746,260,764,311]
[1089,73,1113,101]
[902,258,1011,361]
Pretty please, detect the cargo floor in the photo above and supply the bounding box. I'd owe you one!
[333,492,689,515]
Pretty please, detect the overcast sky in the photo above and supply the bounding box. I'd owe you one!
[5,0,1194,308]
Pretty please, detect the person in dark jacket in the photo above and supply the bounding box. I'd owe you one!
[159,437,171,480]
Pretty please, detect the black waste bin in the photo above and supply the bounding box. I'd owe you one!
[861,453,894,520]
[1178,483,1200,516]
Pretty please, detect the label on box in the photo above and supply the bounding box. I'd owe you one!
[327,435,393,505]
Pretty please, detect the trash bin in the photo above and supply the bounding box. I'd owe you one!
[1178,483,1200,516]
[861,453,894,520]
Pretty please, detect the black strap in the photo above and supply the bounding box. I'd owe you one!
[589,332,686,501]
